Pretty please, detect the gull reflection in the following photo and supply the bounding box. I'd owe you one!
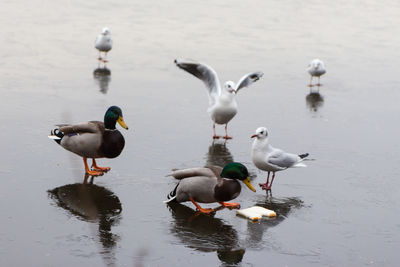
[244,195,304,248]
[93,67,111,94]
[306,91,324,112]
[205,141,234,167]
[167,202,245,265]
[48,174,122,266]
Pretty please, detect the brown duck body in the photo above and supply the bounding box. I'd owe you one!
[58,121,125,159]
[171,166,241,204]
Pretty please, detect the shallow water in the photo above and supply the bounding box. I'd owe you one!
[1,0,400,266]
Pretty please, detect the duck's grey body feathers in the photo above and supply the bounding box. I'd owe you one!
[56,121,124,159]
[170,166,222,180]
[170,166,240,204]
[59,121,104,135]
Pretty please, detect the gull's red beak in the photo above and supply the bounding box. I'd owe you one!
[251,134,257,138]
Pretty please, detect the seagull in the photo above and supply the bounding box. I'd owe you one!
[95,27,112,63]
[307,59,326,87]
[251,127,309,192]
[175,59,263,139]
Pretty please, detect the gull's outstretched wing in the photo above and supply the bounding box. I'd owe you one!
[175,58,221,106]
[235,71,263,92]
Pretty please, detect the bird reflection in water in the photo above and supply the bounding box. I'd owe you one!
[306,91,324,113]
[48,173,122,265]
[206,141,257,180]
[93,67,111,94]
[245,195,304,248]
[205,141,234,167]
[167,202,245,265]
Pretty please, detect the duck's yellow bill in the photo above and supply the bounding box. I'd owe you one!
[242,177,256,192]
[117,116,129,130]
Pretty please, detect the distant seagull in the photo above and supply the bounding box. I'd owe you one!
[175,58,263,139]
[95,27,112,63]
[251,127,309,192]
[307,59,326,87]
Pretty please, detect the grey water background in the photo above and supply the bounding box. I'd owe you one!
[1,0,400,266]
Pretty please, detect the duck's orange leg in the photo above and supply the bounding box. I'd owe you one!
[218,202,240,209]
[91,159,111,172]
[83,158,103,176]
[190,198,215,214]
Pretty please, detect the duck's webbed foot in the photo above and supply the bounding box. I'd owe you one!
[190,198,216,214]
[87,170,104,176]
[219,202,240,209]
[91,159,111,172]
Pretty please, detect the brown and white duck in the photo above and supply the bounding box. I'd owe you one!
[165,162,256,214]
[48,106,128,176]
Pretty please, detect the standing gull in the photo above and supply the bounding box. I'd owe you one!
[95,27,113,63]
[175,59,263,139]
[251,127,309,192]
[307,59,326,87]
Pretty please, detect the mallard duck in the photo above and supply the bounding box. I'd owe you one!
[251,127,309,191]
[307,59,326,87]
[164,162,256,214]
[49,106,128,176]
[95,27,112,62]
[174,59,263,139]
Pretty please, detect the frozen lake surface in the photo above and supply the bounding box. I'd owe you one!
[1,0,400,266]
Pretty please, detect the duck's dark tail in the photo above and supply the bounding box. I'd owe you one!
[48,129,64,144]
[163,183,179,203]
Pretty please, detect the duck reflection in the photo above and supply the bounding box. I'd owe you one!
[167,202,245,265]
[93,67,111,94]
[205,141,234,167]
[245,195,304,247]
[306,91,324,112]
[48,176,122,256]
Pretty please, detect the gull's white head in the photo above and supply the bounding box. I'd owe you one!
[251,127,269,139]
[102,27,110,35]
[224,81,236,94]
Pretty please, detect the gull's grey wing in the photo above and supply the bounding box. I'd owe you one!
[174,58,221,106]
[267,150,300,169]
[235,71,263,92]
[58,121,104,135]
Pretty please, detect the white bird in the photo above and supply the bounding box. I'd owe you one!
[175,59,263,139]
[307,59,326,87]
[251,127,309,192]
[95,27,112,63]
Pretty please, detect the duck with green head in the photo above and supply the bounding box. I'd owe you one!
[165,162,256,214]
[49,106,129,176]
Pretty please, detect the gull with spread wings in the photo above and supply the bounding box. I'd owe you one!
[175,59,263,139]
